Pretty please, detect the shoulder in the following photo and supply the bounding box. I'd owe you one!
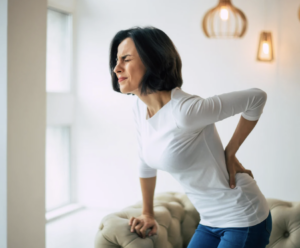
[171,88,207,131]
[172,87,204,112]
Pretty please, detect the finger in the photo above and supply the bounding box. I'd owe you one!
[140,223,148,238]
[148,223,157,236]
[141,223,152,238]
[129,217,134,225]
[136,227,143,238]
[249,170,253,178]
[131,219,139,232]
[229,172,235,189]
[135,222,143,237]
[139,227,147,238]
[131,219,137,232]
[246,170,254,179]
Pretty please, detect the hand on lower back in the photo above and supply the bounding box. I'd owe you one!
[224,151,254,189]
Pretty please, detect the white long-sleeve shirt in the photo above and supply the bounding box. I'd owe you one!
[132,87,270,228]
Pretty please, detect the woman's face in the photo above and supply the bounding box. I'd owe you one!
[114,38,146,95]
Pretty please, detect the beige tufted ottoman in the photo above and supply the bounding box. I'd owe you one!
[94,192,300,248]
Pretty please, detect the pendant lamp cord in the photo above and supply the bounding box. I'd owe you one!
[264,0,267,30]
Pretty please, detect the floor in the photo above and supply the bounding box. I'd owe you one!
[46,207,119,248]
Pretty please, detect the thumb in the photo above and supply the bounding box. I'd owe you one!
[229,173,235,189]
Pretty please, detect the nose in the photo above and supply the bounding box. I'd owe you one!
[113,61,123,75]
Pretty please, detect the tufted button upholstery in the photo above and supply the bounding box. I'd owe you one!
[94,192,300,248]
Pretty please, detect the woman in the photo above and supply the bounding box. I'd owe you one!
[109,26,272,248]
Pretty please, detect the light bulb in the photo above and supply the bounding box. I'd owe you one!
[257,32,273,62]
[220,7,229,21]
[262,42,269,54]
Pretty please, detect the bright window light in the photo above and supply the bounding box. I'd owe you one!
[46,8,72,92]
[46,126,71,211]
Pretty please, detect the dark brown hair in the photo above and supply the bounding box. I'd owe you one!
[109,26,183,96]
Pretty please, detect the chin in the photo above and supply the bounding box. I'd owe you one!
[119,85,128,93]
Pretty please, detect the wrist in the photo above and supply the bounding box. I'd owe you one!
[142,212,154,218]
[225,147,237,158]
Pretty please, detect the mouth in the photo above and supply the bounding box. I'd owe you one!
[118,78,127,83]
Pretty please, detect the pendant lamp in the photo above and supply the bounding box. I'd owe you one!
[202,0,247,38]
[257,32,273,62]
[257,0,273,62]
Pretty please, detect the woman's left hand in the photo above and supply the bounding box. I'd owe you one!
[224,150,254,189]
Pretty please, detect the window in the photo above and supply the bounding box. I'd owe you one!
[46,126,71,211]
[45,7,79,220]
[46,8,72,92]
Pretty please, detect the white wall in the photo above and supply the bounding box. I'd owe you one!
[7,0,47,247]
[272,0,300,199]
[0,0,8,247]
[74,0,300,209]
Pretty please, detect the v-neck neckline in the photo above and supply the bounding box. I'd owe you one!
[146,87,178,121]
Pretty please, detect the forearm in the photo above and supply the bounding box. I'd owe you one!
[139,176,156,217]
[225,115,259,156]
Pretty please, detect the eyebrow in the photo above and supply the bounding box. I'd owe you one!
[116,54,132,61]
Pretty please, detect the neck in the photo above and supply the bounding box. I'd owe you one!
[140,90,172,117]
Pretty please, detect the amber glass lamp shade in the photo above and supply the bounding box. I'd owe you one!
[202,0,247,38]
[257,32,273,62]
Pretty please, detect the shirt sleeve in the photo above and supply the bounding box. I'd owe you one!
[174,88,267,131]
[132,99,157,178]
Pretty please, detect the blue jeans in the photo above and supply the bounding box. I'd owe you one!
[187,211,272,248]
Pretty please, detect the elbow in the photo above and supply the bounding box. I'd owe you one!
[261,90,267,103]
[254,88,267,102]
